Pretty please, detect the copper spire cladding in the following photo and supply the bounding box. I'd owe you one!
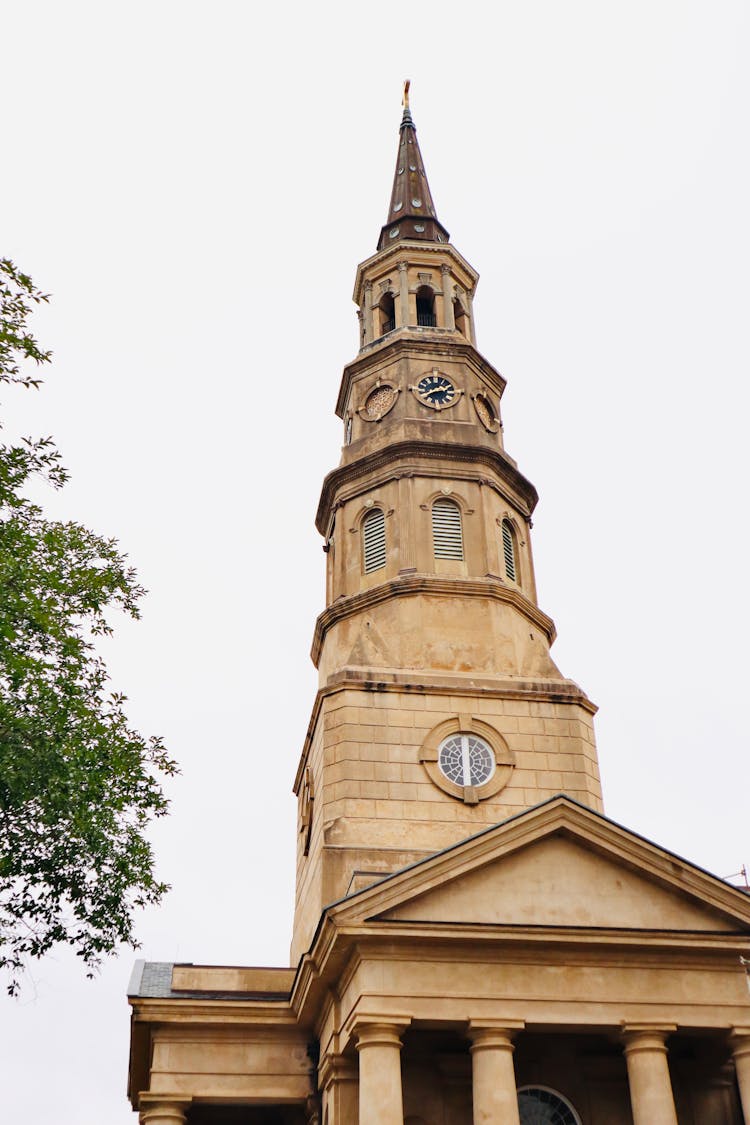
[377,83,450,251]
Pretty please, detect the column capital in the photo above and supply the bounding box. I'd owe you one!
[138,1097,192,1125]
[353,1017,410,1051]
[468,1019,524,1052]
[730,1027,750,1058]
[397,260,408,272]
[622,1023,676,1054]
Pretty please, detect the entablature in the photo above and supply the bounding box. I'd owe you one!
[353,240,479,309]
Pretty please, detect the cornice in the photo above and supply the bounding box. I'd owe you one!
[353,240,479,305]
[293,672,595,794]
[335,333,505,417]
[345,923,750,959]
[310,573,555,667]
[316,440,537,533]
[129,997,302,1026]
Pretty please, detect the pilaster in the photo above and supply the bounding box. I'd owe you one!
[319,1053,359,1125]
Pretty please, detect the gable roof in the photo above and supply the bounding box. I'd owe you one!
[326,796,750,935]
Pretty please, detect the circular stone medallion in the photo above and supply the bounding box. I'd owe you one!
[472,391,500,432]
[360,382,399,421]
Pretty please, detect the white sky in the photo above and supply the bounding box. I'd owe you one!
[1,1,749,1120]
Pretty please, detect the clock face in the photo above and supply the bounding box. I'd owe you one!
[416,373,456,407]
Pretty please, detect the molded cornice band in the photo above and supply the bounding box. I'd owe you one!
[316,440,537,533]
[310,572,556,666]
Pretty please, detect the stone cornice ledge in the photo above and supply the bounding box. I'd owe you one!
[316,439,536,532]
[311,573,556,666]
[293,670,595,794]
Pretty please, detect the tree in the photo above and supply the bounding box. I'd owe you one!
[0,258,176,994]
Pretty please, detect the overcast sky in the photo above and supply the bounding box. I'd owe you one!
[2,1,749,1120]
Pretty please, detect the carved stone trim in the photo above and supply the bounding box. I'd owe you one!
[419,716,515,803]
[310,573,556,666]
[316,440,537,532]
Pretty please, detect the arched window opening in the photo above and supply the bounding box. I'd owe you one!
[378,292,395,336]
[453,298,468,338]
[501,519,517,582]
[416,285,436,327]
[362,508,386,573]
[517,1086,582,1125]
[432,498,463,560]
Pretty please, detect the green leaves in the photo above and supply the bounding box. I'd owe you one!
[0,260,176,994]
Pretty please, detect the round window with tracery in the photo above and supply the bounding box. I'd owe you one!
[517,1087,581,1125]
[438,733,494,787]
[360,382,399,422]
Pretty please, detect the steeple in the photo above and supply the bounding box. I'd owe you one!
[377,81,450,251]
[292,89,602,963]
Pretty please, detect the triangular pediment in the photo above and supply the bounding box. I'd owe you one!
[332,798,750,935]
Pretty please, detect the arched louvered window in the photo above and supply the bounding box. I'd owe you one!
[362,508,386,573]
[502,519,517,582]
[432,498,464,560]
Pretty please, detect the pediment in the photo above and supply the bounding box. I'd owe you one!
[379,834,741,930]
[333,798,750,935]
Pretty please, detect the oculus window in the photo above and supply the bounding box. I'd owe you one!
[438,734,494,787]
[420,717,514,804]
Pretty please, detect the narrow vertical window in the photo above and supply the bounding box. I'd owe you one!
[453,298,468,338]
[362,508,386,573]
[378,293,395,336]
[416,286,436,327]
[502,519,517,581]
[432,498,463,560]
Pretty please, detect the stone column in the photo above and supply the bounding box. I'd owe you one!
[398,262,409,328]
[731,1029,750,1123]
[441,265,455,330]
[468,1022,523,1125]
[466,289,477,346]
[622,1025,678,1125]
[355,1020,407,1125]
[363,281,373,344]
[139,1098,191,1125]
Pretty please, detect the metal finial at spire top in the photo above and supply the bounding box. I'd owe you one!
[377,82,450,249]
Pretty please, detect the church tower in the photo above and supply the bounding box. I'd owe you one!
[292,87,602,961]
[128,91,750,1125]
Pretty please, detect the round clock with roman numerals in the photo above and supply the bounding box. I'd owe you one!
[411,369,462,411]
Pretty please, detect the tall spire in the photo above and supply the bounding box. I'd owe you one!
[377,82,450,251]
